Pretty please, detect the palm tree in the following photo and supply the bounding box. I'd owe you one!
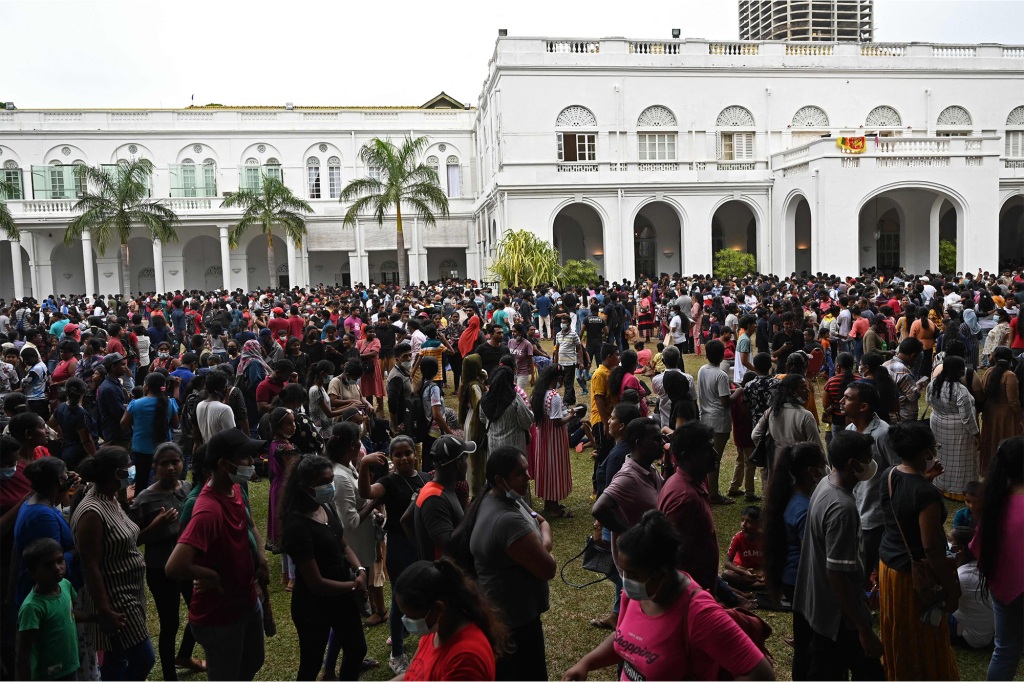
[339,136,450,288]
[65,159,179,297]
[221,175,312,290]
[0,176,19,240]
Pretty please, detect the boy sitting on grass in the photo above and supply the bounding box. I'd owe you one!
[722,505,766,593]
[17,537,95,681]
[953,480,982,529]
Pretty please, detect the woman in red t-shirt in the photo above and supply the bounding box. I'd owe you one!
[395,558,505,682]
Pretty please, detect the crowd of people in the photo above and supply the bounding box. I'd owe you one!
[0,264,1022,681]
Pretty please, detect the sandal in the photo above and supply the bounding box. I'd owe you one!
[545,506,574,519]
[174,657,207,673]
[363,611,389,627]
[589,612,617,630]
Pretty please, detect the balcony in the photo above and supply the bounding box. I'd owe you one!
[237,165,283,192]
[168,163,218,198]
[30,165,82,200]
[770,134,1004,176]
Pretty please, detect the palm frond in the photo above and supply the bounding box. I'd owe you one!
[0,178,18,239]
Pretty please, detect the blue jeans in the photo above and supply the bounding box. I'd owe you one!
[191,601,265,681]
[99,636,156,681]
[385,534,417,658]
[602,528,623,614]
[989,594,1023,680]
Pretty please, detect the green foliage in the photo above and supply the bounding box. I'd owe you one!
[65,159,179,296]
[340,136,450,287]
[713,249,757,279]
[0,176,17,240]
[939,239,957,275]
[222,175,313,290]
[489,230,561,288]
[560,259,600,289]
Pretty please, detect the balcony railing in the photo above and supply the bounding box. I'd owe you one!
[237,166,283,192]
[771,135,1004,173]
[168,164,218,198]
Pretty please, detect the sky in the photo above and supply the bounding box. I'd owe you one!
[2,0,1023,109]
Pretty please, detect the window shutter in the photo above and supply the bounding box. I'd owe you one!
[1008,131,1023,158]
[737,133,754,159]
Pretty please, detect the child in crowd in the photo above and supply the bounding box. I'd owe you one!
[633,341,652,372]
[947,525,994,648]
[722,506,766,592]
[816,329,833,377]
[17,538,94,681]
[953,480,983,529]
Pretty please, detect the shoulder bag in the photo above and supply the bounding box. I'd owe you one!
[886,467,949,609]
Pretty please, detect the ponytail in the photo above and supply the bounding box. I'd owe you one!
[145,372,170,444]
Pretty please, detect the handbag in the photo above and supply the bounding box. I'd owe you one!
[886,468,950,608]
[560,535,617,589]
[749,410,774,468]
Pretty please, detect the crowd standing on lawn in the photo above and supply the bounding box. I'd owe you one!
[0,265,1022,681]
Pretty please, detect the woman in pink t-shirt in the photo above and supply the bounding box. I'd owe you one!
[563,510,773,681]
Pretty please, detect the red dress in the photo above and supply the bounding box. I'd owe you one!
[355,338,384,398]
[534,390,572,502]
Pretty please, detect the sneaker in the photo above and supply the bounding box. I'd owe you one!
[389,655,410,675]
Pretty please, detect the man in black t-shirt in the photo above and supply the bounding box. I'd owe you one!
[583,305,607,366]
[408,436,473,561]
[771,312,805,372]
[473,325,509,375]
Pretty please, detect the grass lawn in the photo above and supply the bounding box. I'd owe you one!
[145,345,1007,681]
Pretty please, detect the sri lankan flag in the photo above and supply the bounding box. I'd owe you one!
[837,136,867,154]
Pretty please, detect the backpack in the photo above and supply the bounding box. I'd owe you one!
[185,314,197,337]
[410,383,433,442]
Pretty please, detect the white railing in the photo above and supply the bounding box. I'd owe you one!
[783,147,809,162]
[717,161,756,170]
[876,157,950,169]
[1005,159,1024,168]
[965,140,983,151]
[786,44,833,56]
[165,198,214,210]
[608,163,626,171]
[932,46,976,58]
[175,111,213,120]
[861,44,906,57]
[303,112,338,119]
[841,157,860,169]
[638,162,679,171]
[966,157,984,167]
[17,200,77,213]
[364,111,400,118]
[1003,47,1024,58]
[629,42,679,55]
[556,163,598,172]
[782,163,809,177]
[877,139,950,154]
[42,112,81,121]
[111,112,149,121]
[709,42,758,56]
[239,112,277,120]
[545,40,599,54]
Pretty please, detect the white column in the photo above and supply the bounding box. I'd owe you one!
[285,236,297,290]
[218,226,231,291]
[10,239,25,300]
[81,230,95,297]
[152,238,165,294]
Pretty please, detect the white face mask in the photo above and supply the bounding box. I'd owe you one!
[853,458,878,482]
[401,614,436,638]
[313,483,336,504]
[0,465,17,480]
[400,361,412,372]
[229,463,255,484]
[621,574,653,602]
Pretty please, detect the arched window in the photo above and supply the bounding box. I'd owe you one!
[439,258,459,279]
[426,155,439,174]
[306,156,321,199]
[637,106,677,162]
[327,156,341,198]
[265,157,282,183]
[446,155,461,198]
[202,159,217,196]
[1004,106,1024,159]
[180,158,197,197]
[379,260,399,284]
[555,106,597,163]
[865,106,902,136]
[1,159,23,200]
[937,105,972,137]
[716,106,755,161]
[790,105,830,148]
[243,157,261,190]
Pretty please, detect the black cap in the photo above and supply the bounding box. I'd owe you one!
[431,435,476,467]
[208,429,269,461]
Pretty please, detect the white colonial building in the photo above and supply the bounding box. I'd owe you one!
[1,36,1023,299]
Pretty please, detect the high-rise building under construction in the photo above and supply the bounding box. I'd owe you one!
[739,0,874,41]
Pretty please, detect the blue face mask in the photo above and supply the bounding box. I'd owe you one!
[401,614,436,638]
[621,574,652,602]
[501,477,522,505]
[0,465,16,480]
[120,465,136,490]
[313,483,335,504]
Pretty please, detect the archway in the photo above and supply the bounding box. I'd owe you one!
[785,195,812,275]
[857,187,965,274]
[552,203,604,269]
[0,242,32,300]
[999,195,1024,270]
[633,201,682,279]
[710,200,758,269]
[50,242,99,298]
[245,235,288,290]
[183,236,223,291]
[127,237,155,296]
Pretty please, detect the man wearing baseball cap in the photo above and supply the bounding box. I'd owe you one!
[407,435,473,561]
[97,352,132,449]
[167,429,271,681]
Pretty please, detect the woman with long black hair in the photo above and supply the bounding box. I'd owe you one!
[121,371,178,494]
[607,349,649,417]
[49,377,96,470]
[762,442,827,681]
[395,558,508,681]
[979,347,1023,473]
[972,435,1024,680]
[480,365,533,454]
[910,306,937,375]
[280,454,368,680]
[530,365,574,517]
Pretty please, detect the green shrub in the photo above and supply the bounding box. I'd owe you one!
[713,249,757,279]
[939,239,957,274]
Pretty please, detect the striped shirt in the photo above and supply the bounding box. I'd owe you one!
[71,489,148,650]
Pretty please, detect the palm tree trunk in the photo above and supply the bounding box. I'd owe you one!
[120,241,131,298]
[266,230,278,290]
[396,204,407,288]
